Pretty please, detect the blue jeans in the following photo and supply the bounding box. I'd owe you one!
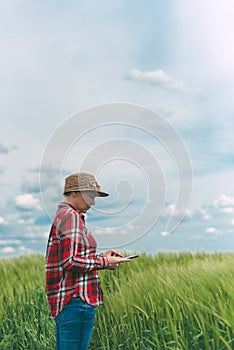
[55,297,95,350]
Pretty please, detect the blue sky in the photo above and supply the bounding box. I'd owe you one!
[0,0,234,257]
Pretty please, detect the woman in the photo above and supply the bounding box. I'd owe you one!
[46,172,130,350]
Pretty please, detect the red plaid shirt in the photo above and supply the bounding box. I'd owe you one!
[45,202,109,319]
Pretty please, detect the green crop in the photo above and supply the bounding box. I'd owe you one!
[0,252,233,349]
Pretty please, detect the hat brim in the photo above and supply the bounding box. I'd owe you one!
[81,189,109,197]
[63,188,109,197]
[96,191,109,197]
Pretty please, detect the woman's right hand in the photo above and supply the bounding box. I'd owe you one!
[106,255,131,270]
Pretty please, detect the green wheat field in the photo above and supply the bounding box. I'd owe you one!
[0,252,233,350]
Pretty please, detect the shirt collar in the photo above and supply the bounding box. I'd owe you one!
[61,202,85,222]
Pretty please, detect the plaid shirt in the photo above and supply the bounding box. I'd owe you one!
[45,202,109,319]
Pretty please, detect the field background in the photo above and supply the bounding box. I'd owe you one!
[0,252,233,350]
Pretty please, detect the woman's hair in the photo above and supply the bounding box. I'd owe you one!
[64,191,80,197]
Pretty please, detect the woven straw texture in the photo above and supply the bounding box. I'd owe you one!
[63,172,109,197]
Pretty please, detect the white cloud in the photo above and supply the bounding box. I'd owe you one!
[15,193,42,211]
[220,207,234,215]
[166,203,192,218]
[18,218,34,224]
[42,229,50,238]
[18,246,32,253]
[1,246,15,253]
[199,208,211,220]
[213,195,234,207]
[0,217,7,224]
[128,68,187,92]
[95,227,115,235]
[0,239,20,245]
[205,227,217,234]
[161,231,170,236]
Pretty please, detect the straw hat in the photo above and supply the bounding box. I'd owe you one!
[63,172,109,197]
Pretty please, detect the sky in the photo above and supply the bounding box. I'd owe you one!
[0,0,234,257]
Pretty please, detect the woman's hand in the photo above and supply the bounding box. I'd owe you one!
[101,249,123,258]
[100,250,131,270]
